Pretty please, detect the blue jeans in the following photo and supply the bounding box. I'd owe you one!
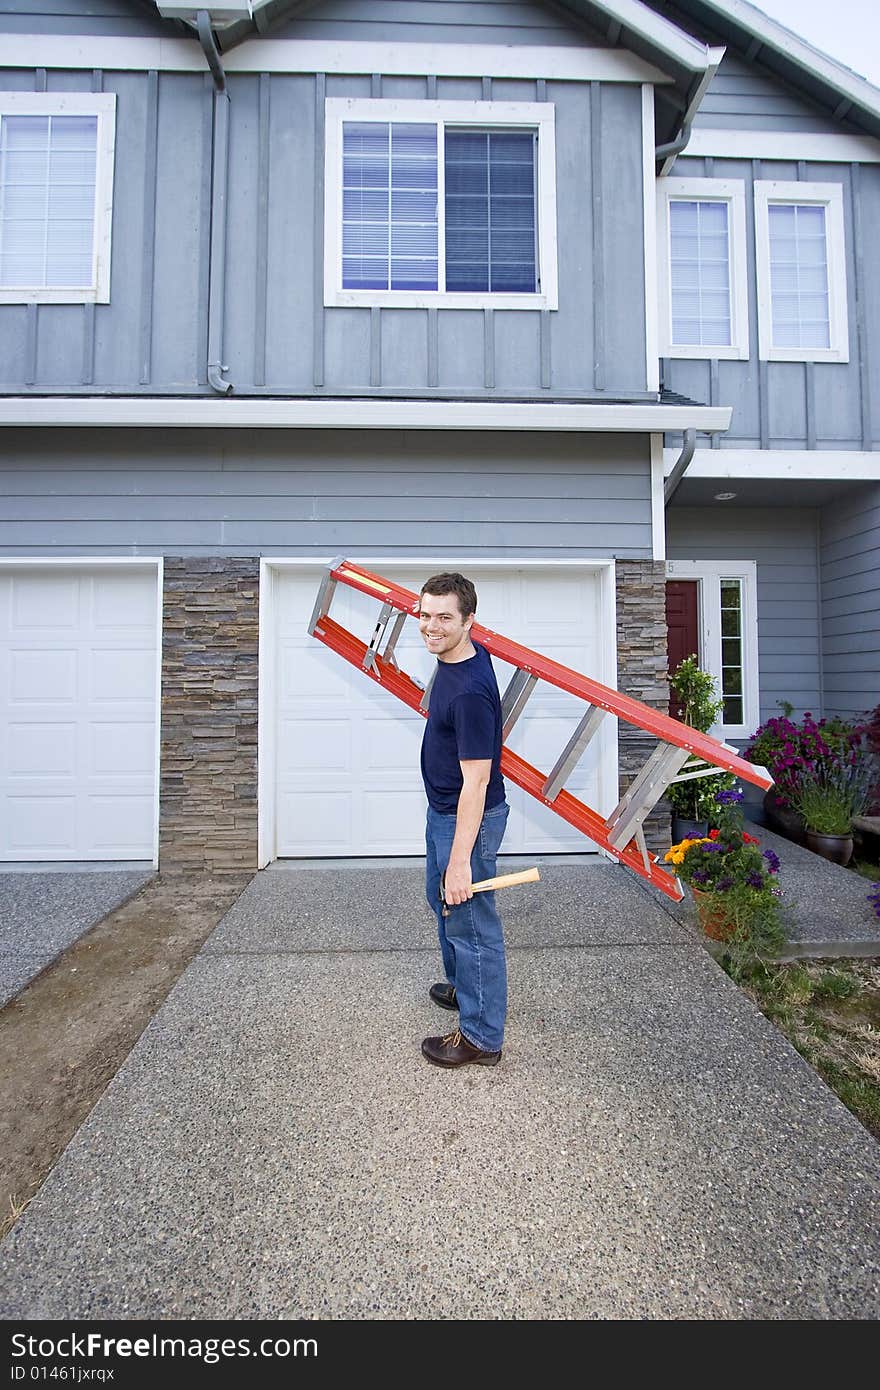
[425,800,510,1052]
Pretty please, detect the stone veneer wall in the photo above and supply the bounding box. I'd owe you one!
[615,560,670,852]
[159,558,259,873]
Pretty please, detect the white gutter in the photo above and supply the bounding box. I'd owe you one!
[0,397,733,432]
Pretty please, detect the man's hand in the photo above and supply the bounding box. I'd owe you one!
[444,858,473,905]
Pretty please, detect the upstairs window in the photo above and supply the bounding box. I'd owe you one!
[657,178,748,359]
[325,98,557,310]
[0,93,115,304]
[754,181,848,362]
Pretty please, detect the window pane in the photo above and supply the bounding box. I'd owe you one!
[767,202,830,350]
[342,121,438,292]
[669,199,731,347]
[719,581,745,724]
[723,695,743,725]
[0,113,97,288]
[444,128,536,295]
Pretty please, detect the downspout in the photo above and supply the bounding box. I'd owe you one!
[663,428,696,505]
[655,120,693,166]
[197,11,233,394]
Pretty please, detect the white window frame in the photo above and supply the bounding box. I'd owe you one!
[0,91,116,304]
[657,177,749,360]
[754,180,849,363]
[665,558,759,742]
[323,97,558,311]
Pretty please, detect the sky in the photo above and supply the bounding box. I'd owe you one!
[750,0,880,88]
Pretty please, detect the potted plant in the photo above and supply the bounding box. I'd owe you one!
[788,761,871,866]
[666,655,733,842]
[744,703,864,844]
[664,789,786,952]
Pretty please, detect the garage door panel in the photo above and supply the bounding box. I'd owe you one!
[90,722,154,776]
[278,789,352,854]
[279,717,353,774]
[90,648,155,701]
[89,794,154,851]
[6,796,76,852]
[11,574,79,629]
[8,649,77,702]
[361,788,427,852]
[8,723,77,776]
[275,567,610,857]
[93,572,156,628]
[0,569,158,861]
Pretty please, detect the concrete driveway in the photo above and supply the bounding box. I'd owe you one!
[1,856,878,1319]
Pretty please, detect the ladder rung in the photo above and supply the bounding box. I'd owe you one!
[542,705,607,801]
[363,602,394,672]
[501,669,538,738]
[606,743,691,850]
[307,554,345,635]
[381,609,408,670]
[420,667,436,712]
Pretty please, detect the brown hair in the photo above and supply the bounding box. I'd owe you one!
[420,572,477,620]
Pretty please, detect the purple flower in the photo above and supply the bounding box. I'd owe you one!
[703,842,726,853]
[691,870,710,884]
[715,789,744,804]
[746,870,764,889]
[717,876,734,891]
[762,849,781,874]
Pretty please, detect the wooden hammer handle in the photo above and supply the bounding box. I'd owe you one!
[471,867,540,893]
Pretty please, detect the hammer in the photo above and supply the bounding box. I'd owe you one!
[439,866,540,914]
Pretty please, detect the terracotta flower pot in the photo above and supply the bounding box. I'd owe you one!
[690,886,737,942]
[805,830,853,866]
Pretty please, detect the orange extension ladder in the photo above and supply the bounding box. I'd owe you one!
[308,558,772,901]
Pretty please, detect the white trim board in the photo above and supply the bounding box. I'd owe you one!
[642,85,659,392]
[650,434,666,562]
[663,448,880,481]
[0,37,671,83]
[257,556,620,869]
[684,130,880,164]
[753,180,849,364]
[0,397,733,433]
[665,556,759,742]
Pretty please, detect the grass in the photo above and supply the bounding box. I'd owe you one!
[723,955,880,1140]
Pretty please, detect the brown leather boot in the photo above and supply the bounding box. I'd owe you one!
[421,1029,502,1068]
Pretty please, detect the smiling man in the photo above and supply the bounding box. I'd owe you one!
[417,572,509,1068]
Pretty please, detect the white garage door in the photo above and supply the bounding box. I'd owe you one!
[274,565,613,857]
[0,566,159,861]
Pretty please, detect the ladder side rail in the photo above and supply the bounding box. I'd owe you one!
[327,561,770,790]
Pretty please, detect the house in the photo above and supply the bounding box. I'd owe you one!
[0,0,877,873]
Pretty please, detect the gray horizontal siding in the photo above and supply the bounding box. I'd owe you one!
[820,483,880,719]
[666,506,821,731]
[0,426,654,557]
[0,62,649,398]
[271,0,603,46]
[663,159,880,451]
[694,52,865,136]
[0,0,170,36]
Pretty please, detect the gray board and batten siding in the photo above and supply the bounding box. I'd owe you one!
[661,50,880,451]
[820,482,880,721]
[666,506,823,730]
[265,0,604,48]
[0,427,655,559]
[0,25,651,397]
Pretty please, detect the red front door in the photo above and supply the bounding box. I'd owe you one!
[665,581,699,719]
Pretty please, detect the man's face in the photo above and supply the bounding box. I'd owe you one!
[418,590,473,661]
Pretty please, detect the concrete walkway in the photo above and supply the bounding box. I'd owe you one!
[1,856,878,1319]
[0,867,154,1008]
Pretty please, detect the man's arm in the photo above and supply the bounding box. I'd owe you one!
[443,759,492,905]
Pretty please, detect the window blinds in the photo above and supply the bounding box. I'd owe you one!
[0,114,97,288]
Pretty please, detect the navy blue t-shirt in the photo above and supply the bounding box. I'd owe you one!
[420,642,506,814]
